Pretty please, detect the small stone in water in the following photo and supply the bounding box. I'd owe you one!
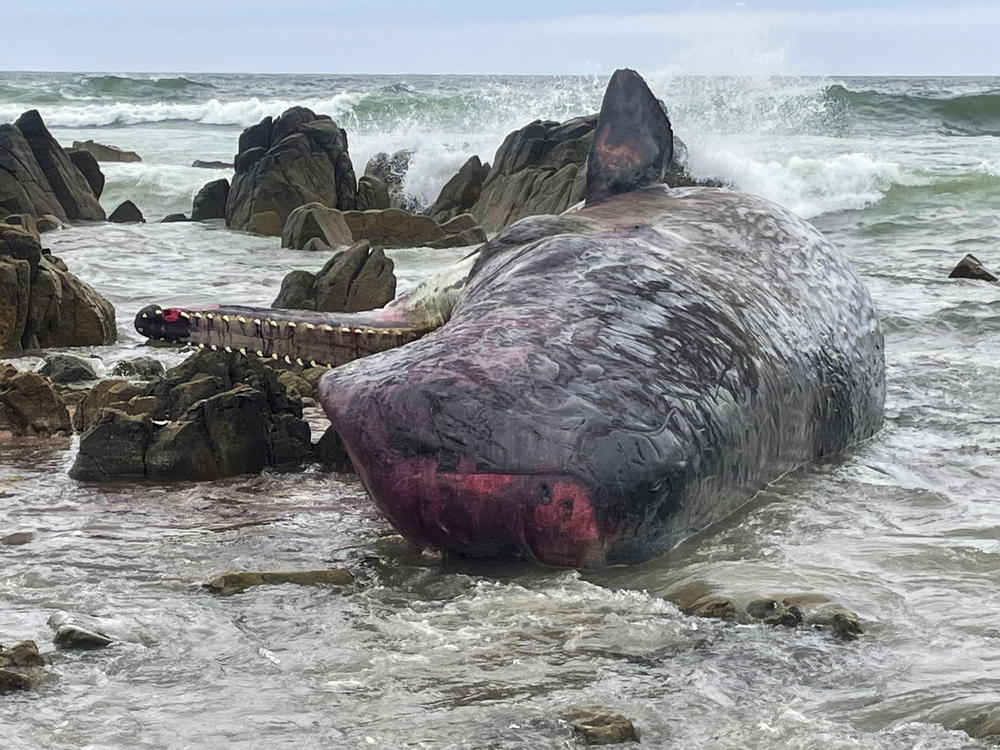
[1,531,34,546]
[0,668,33,693]
[53,624,113,649]
[0,640,44,667]
[563,706,640,745]
[203,568,354,596]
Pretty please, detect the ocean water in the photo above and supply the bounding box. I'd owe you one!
[2,72,1000,748]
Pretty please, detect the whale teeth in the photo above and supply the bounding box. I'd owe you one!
[221,315,230,322]
[268,320,278,328]
[237,316,247,324]
[224,346,232,353]
[352,328,364,335]
[193,312,203,319]
[179,311,190,320]
[206,313,215,320]
[283,355,292,364]
[305,323,315,330]
[199,343,206,349]
[295,357,303,366]
[271,353,278,360]
[238,348,246,355]
[340,326,351,333]
[154,309,163,316]
[310,359,318,367]
[287,321,296,328]
[321,325,334,332]
[255,350,264,357]
[253,318,262,325]
[210,344,218,351]
[141,313,148,319]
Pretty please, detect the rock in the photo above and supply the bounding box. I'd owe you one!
[70,139,141,163]
[364,149,417,210]
[204,568,354,596]
[302,237,332,252]
[159,213,189,223]
[439,213,478,233]
[341,207,445,248]
[563,707,639,745]
[0,225,115,354]
[428,156,490,224]
[35,214,61,233]
[53,624,113,649]
[72,351,313,481]
[108,199,144,224]
[67,149,104,198]
[746,598,803,627]
[273,240,395,312]
[191,160,233,169]
[247,211,282,236]
[281,202,353,250]
[16,111,105,220]
[0,369,71,435]
[3,213,39,242]
[356,174,391,210]
[315,426,351,471]
[0,668,32,692]
[0,123,67,220]
[72,379,144,432]
[1,531,34,545]
[110,356,165,380]
[0,640,44,668]
[191,178,229,221]
[949,253,998,282]
[276,370,313,401]
[39,353,98,384]
[226,107,357,233]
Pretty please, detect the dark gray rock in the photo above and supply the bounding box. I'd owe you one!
[1,531,35,545]
[67,149,104,199]
[191,178,229,221]
[71,379,145,432]
[53,624,113,649]
[281,202,353,249]
[70,407,153,479]
[108,199,144,223]
[0,668,33,692]
[273,240,395,313]
[356,174,390,210]
[0,369,71,435]
[364,149,416,209]
[226,107,357,234]
[191,160,233,169]
[159,213,188,223]
[110,356,165,380]
[39,353,97,383]
[204,568,353,596]
[70,140,140,163]
[15,111,105,221]
[428,156,489,224]
[315,426,352,471]
[949,253,998,282]
[0,123,66,220]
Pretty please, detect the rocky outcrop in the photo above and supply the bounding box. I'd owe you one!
[0,124,67,220]
[66,149,104,199]
[949,253,997,282]
[0,367,71,436]
[281,202,354,249]
[356,174,391,210]
[70,140,141,163]
[191,178,229,221]
[226,107,357,234]
[472,113,711,233]
[108,200,144,223]
[39,353,97,384]
[15,111,105,221]
[0,223,116,353]
[160,213,188,223]
[428,156,490,224]
[70,351,313,481]
[273,240,395,312]
[72,379,144,432]
[364,149,416,210]
[341,207,485,249]
[191,160,232,169]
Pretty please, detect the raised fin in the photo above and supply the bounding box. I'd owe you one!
[584,69,674,206]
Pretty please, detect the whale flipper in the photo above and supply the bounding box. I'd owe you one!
[585,68,674,206]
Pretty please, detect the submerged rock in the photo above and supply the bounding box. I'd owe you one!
[159,213,189,223]
[110,356,165,380]
[204,568,354,595]
[949,253,998,282]
[563,706,639,745]
[191,159,233,169]
[70,139,141,163]
[0,668,33,692]
[1,531,34,545]
[273,240,395,312]
[0,640,44,668]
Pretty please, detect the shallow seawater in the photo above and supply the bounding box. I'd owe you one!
[3,73,1000,748]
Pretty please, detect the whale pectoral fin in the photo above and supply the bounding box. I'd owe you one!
[584,68,674,206]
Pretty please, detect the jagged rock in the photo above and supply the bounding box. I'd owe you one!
[341,207,445,248]
[204,568,353,595]
[15,111,105,221]
[71,351,313,481]
[0,640,44,668]
[70,140,140,163]
[0,369,71,435]
[428,155,490,223]
[302,237,332,252]
[159,213,188,223]
[39,353,97,384]
[315,426,351,471]
[281,202,353,249]
[191,160,232,169]
[191,178,229,221]
[108,200,144,223]
[563,707,639,745]
[356,174,390,210]
[35,215,61,233]
[0,124,66,220]
[72,379,144,432]
[67,149,104,199]
[110,356,165,380]
[273,240,395,312]
[0,668,32,692]
[226,107,357,233]
[0,225,116,353]
[365,149,416,210]
[949,253,998,282]
[53,624,113,649]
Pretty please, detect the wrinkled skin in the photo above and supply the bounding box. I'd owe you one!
[318,185,885,567]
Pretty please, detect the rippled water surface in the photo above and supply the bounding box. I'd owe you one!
[2,73,1000,748]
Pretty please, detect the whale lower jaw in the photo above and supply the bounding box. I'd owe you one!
[343,449,620,567]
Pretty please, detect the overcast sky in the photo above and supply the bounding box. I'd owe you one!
[4,1,999,75]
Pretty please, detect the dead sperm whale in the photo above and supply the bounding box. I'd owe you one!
[135,69,885,567]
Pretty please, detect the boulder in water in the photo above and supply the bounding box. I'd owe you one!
[356,174,391,210]
[204,568,353,596]
[281,202,353,249]
[273,240,395,313]
[108,200,144,223]
[191,159,233,169]
[0,123,67,220]
[364,149,414,209]
[428,155,490,224]
[39,353,98,384]
[562,707,639,745]
[70,139,141,163]
[53,624,113,649]
[191,178,229,221]
[949,253,998,282]
[66,149,104,199]
[0,368,71,436]
[159,213,189,223]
